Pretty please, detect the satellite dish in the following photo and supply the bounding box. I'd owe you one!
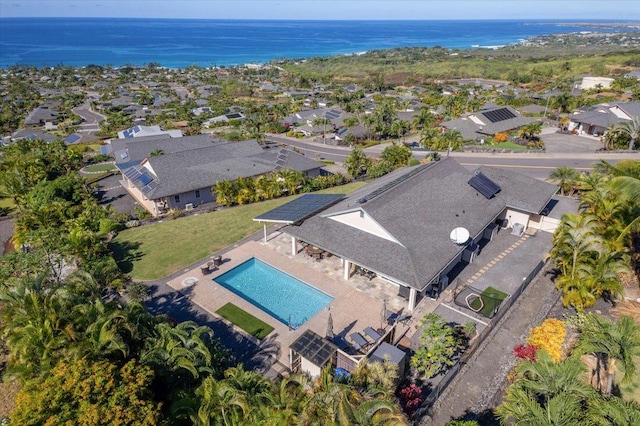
[450,227,470,245]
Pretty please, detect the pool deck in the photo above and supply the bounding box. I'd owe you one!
[167,236,396,375]
[166,225,553,377]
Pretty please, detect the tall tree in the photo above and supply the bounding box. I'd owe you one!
[609,116,640,151]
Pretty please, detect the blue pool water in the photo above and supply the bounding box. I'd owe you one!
[215,258,333,328]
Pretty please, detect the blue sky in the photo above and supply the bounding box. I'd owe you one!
[2,0,639,20]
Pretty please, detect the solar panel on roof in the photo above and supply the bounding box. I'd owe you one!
[254,194,345,224]
[139,173,153,186]
[124,167,141,180]
[325,109,340,120]
[483,108,516,123]
[468,172,501,199]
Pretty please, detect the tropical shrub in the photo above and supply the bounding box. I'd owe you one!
[513,343,538,361]
[526,318,566,362]
[411,313,464,378]
[494,132,508,142]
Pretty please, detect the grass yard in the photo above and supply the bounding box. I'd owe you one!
[469,141,532,151]
[216,303,274,339]
[469,286,508,318]
[111,182,366,280]
[83,163,116,173]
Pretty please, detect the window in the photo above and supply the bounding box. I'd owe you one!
[174,195,180,204]
[195,190,201,198]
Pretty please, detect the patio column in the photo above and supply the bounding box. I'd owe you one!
[291,236,297,256]
[263,223,268,243]
[343,259,351,280]
[408,288,417,313]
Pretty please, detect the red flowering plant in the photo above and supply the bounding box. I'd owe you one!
[399,383,423,414]
[513,343,538,361]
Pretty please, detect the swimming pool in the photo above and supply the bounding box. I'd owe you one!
[214,258,333,328]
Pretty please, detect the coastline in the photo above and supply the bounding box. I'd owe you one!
[1,18,638,69]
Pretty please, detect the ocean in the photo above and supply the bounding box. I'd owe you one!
[0,18,633,69]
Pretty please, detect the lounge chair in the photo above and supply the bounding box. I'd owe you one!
[397,313,412,325]
[350,332,369,351]
[364,327,382,342]
[386,310,399,325]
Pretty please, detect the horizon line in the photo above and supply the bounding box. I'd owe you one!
[1,17,639,22]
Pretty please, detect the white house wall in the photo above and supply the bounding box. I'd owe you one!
[300,356,322,378]
[529,214,560,233]
[120,178,159,215]
[499,209,531,230]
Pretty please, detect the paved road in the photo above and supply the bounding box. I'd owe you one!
[266,135,639,180]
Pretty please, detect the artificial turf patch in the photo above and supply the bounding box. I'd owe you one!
[468,286,508,318]
[216,302,274,339]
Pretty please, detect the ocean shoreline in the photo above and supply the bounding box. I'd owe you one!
[1,19,638,69]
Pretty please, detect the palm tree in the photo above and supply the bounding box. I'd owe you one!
[496,352,596,425]
[412,107,435,130]
[549,214,605,311]
[440,129,464,152]
[518,122,543,141]
[344,146,370,178]
[587,396,640,426]
[141,321,215,384]
[496,387,585,425]
[609,116,640,150]
[548,166,580,196]
[577,314,640,387]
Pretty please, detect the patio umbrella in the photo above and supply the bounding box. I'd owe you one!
[326,313,334,340]
[381,299,387,330]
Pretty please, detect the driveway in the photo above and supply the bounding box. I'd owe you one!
[94,174,137,216]
[541,129,602,154]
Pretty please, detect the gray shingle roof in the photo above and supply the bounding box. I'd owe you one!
[285,158,557,290]
[442,106,536,140]
[111,134,223,165]
[125,141,323,199]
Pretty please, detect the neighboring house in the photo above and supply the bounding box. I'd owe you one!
[283,158,558,312]
[117,125,182,139]
[441,105,536,141]
[568,101,640,136]
[203,112,246,127]
[580,76,615,90]
[10,128,56,143]
[117,137,323,216]
[192,106,213,116]
[334,124,369,142]
[24,104,59,127]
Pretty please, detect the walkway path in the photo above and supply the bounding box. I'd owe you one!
[422,263,562,425]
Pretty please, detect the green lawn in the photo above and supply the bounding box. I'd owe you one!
[111,182,366,280]
[469,286,508,318]
[84,163,116,173]
[216,303,274,339]
[470,141,531,150]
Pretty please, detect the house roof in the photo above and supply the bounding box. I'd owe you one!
[441,106,536,140]
[285,158,557,290]
[121,141,323,199]
[569,109,623,128]
[111,134,222,164]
